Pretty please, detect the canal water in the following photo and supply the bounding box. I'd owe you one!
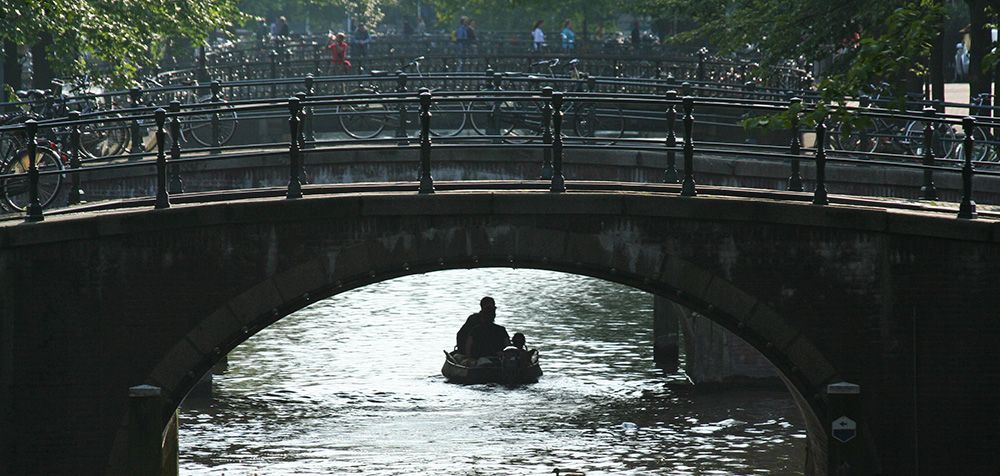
[179,269,805,475]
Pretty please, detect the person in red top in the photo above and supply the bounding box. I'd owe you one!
[327,32,351,74]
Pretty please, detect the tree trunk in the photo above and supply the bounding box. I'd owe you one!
[965,0,991,102]
[3,41,21,97]
[29,32,54,89]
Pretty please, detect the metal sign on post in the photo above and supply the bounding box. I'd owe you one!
[832,416,857,443]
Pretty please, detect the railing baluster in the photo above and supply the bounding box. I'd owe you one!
[286,97,303,199]
[920,107,938,200]
[680,96,697,196]
[787,97,804,192]
[24,120,43,222]
[67,111,84,205]
[418,91,435,194]
[550,91,566,193]
[396,72,409,143]
[813,115,829,205]
[129,87,143,158]
[540,87,553,180]
[304,74,316,145]
[958,116,978,219]
[154,108,170,209]
[664,90,679,183]
[168,101,184,193]
[210,80,222,155]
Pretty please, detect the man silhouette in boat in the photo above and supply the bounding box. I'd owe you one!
[457,297,511,362]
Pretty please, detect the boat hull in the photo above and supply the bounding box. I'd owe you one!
[441,351,542,384]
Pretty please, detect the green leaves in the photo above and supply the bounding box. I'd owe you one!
[1,0,243,87]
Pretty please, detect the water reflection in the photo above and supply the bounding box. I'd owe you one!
[180,268,805,475]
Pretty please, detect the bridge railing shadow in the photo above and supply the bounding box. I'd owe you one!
[1,83,998,223]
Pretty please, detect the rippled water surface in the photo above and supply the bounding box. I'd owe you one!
[180,269,805,475]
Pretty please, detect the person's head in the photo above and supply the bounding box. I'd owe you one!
[336,32,346,42]
[460,16,469,26]
[564,20,571,28]
[512,332,525,349]
[533,20,544,30]
[279,16,287,24]
[479,296,496,321]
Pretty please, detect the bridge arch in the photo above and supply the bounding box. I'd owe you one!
[5,187,1000,475]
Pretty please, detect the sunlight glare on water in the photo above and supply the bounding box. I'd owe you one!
[180,268,805,475]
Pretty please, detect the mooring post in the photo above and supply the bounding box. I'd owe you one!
[787,97,804,192]
[664,90,679,183]
[920,107,938,200]
[680,96,697,196]
[67,111,84,205]
[286,97,303,199]
[127,385,163,476]
[168,101,184,194]
[958,116,977,219]
[154,108,170,209]
[653,296,680,372]
[550,91,566,193]
[826,381,863,474]
[540,87,554,180]
[418,90,435,194]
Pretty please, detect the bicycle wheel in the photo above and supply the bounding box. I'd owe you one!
[572,101,625,144]
[904,121,959,158]
[955,126,994,162]
[429,100,468,137]
[501,101,544,144]
[1,145,64,211]
[189,99,239,147]
[831,121,878,155]
[80,113,129,158]
[0,132,22,165]
[468,101,516,136]
[338,88,388,139]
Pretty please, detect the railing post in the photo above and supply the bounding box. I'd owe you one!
[550,91,566,193]
[67,111,84,205]
[23,120,43,222]
[664,90,679,183]
[286,97,303,199]
[681,81,692,97]
[490,71,503,144]
[270,51,279,97]
[168,101,184,194]
[395,71,409,143]
[540,87,554,180]
[154,108,170,209]
[680,96,697,196]
[813,115,829,205]
[920,106,938,200]
[303,74,316,145]
[209,81,222,155]
[418,91,435,194]
[294,92,308,152]
[787,97,804,192]
[958,116,978,219]
[129,86,143,158]
[697,48,707,81]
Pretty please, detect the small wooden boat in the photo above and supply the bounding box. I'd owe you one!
[442,347,542,385]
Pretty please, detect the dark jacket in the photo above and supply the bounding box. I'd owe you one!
[468,323,510,358]
[456,313,481,354]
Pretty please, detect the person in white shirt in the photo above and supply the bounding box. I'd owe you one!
[531,20,545,52]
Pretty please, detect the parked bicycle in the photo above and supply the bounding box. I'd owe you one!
[0,113,68,212]
[337,57,467,139]
[138,77,240,151]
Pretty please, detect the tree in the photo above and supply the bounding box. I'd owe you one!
[0,0,243,89]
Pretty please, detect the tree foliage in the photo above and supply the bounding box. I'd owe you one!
[1,0,243,86]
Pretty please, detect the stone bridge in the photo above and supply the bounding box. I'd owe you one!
[2,183,999,475]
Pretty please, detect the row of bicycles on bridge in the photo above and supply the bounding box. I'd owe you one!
[0,76,240,213]
[336,56,626,141]
[832,87,997,163]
